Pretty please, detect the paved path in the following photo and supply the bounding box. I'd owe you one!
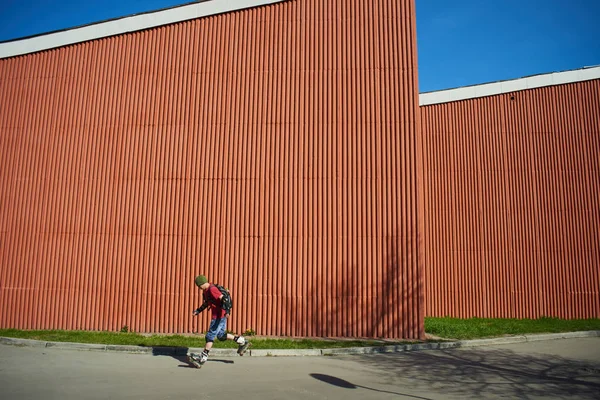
[1,338,599,399]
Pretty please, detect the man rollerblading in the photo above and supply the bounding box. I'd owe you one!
[188,275,251,368]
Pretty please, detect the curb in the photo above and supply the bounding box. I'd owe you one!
[1,331,599,357]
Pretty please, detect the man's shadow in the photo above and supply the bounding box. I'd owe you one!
[150,346,234,368]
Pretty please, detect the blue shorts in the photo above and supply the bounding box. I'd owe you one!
[205,317,228,342]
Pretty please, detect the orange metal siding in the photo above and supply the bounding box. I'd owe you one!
[0,0,424,338]
[421,80,600,319]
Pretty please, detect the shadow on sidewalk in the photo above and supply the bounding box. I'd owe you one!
[150,346,234,368]
[310,373,432,399]
[345,346,600,399]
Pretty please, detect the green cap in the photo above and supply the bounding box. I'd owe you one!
[195,275,208,287]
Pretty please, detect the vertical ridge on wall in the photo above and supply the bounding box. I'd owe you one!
[0,0,424,338]
[422,80,600,319]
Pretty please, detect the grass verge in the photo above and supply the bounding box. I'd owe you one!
[1,317,598,348]
[0,329,398,349]
[424,317,600,340]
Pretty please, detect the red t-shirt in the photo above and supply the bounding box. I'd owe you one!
[203,284,226,319]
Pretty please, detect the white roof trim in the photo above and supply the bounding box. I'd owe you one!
[0,0,286,59]
[419,66,600,106]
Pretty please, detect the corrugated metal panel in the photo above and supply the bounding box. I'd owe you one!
[0,0,424,338]
[421,80,600,319]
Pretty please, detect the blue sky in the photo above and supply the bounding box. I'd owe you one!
[1,0,599,92]
[416,0,600,91]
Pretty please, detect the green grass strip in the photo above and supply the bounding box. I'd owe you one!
[0,328,397,349]
[1,317,598,348]
[424,317,600,340]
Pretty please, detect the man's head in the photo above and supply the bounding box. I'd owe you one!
[195,275,210,290]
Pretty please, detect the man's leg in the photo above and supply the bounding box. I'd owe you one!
[224,333,245,344]
[207,317,250,356]
[198,318,220,364]
[217,320,250,355]
[223,332,250,355]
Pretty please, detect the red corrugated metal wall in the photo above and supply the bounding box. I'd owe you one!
[0,0,424,338]
[421,80,600,319]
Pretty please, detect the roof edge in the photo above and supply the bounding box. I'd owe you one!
[0,0,287,59]
[0,1,210,44]
[419,65,600,106]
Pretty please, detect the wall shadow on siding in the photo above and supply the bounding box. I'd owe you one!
[284,223,420,339]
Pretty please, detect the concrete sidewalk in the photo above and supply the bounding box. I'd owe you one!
[2,330,599,357]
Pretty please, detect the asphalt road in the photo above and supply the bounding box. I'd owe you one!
[1,338,599,399]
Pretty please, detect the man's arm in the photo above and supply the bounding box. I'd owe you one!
[193,300,208,315]
[218,294,232,315]
[208,286,231,315]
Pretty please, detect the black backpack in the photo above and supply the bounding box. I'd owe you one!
[213,284,233,315]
